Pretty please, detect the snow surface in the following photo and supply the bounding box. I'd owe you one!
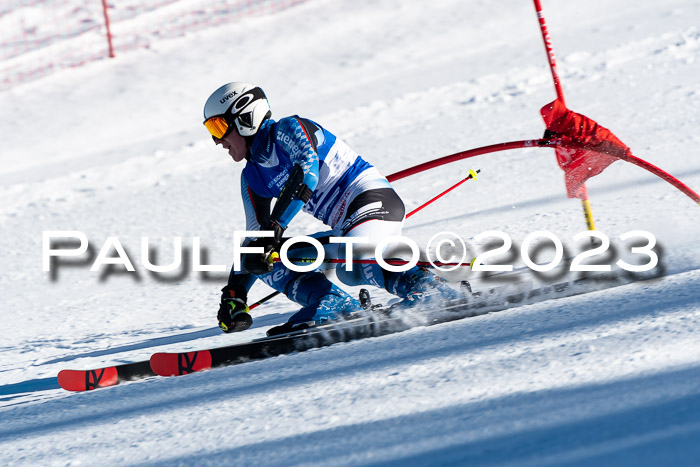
[1,0,699,465]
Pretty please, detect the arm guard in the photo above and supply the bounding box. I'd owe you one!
[270,163,313,231]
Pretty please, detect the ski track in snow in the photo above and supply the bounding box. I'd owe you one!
[1,0,699,464]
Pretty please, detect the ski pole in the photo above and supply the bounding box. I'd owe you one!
[248,290,281,310]
[248,171,482,310]
[406,169,480,218]
[280,257,475,269]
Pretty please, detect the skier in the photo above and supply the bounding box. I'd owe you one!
[203,82,458,336]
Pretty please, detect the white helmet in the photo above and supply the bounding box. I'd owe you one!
[203,82,271,138]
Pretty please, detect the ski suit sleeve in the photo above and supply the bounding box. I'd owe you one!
[271,117,320,229]
[223,175,272,302]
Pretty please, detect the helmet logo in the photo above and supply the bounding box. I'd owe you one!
[231,87,265,117]
[219,90,238,104]
[232,94,253,114]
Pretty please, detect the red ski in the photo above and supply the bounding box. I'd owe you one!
[149,350,213,376]
[57,360,154,391]
[59,270,639,389]
[149,319,385,377]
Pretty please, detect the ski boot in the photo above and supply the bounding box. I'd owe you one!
[386,266,461,309]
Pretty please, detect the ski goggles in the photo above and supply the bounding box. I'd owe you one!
[204,115,231,139]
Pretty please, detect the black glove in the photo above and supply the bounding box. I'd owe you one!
[217,298,252,333]
[243,238,279,275]
[243,222,285,275]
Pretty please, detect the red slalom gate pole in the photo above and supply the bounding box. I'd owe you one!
[533,0,565,105]
[621,153,700,204]
[387,140,547,182]
[101,0,115,58]
[533,0,597,231]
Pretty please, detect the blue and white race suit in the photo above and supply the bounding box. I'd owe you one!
[240,116,403,232]
[224,116,450,324]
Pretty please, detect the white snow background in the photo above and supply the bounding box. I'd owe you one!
[1,0,699,465]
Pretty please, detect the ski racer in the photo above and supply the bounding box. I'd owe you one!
[203,82,458,336]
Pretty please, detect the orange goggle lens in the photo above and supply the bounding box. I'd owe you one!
[204,116,230,139]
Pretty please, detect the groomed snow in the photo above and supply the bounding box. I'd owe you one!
[1,0,699,465]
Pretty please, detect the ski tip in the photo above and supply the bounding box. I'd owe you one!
[57,367,119,392]
[150,351,212,377]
